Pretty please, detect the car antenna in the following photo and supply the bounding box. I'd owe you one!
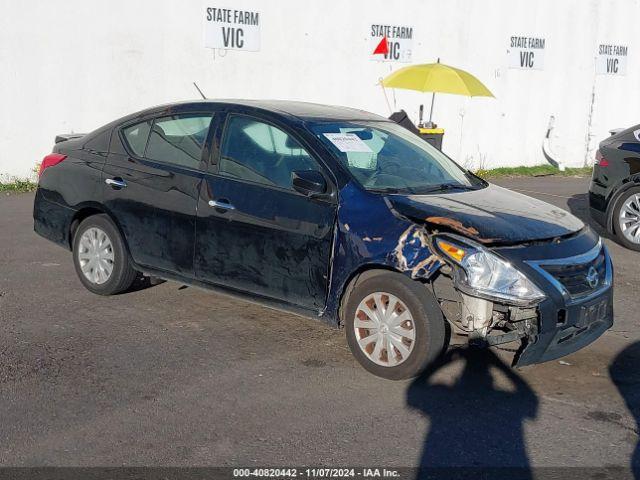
[193,82,207,99]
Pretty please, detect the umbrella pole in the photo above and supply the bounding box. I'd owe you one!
[379,78,393,115]
[428,91,435,126]
[426,57,440,128]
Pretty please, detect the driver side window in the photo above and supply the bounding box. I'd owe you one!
[219,115,319,190]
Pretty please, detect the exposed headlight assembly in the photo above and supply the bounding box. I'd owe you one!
[435,235,545,306]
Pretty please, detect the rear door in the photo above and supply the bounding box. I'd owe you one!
[103,109,217,277]
[194,112,337,311]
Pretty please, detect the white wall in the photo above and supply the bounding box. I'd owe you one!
[1,0,638,179]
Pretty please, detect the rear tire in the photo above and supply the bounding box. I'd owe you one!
[613,186,640,251]
[72,214,138,295]
[344,271,446,380]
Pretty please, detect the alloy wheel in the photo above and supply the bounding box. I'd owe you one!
[619,194,640,244]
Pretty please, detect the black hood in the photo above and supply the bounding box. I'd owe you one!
[387,183,584,244]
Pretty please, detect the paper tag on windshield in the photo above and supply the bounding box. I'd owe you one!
[323,133,373,153]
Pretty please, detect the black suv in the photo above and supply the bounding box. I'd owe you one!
[589,124,640,251]
[34,100,613,379]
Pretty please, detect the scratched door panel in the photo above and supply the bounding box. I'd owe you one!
[102,153,202,276]
[195,175,336,310]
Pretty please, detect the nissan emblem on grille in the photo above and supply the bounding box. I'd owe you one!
[536,243,607,298]
[586,266,600,289]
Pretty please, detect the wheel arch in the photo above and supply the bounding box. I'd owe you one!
[69,203,131,258]
[606,177,640,233]
[337,264,427,327]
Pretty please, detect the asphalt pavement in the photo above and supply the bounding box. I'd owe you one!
[1,176,639,472]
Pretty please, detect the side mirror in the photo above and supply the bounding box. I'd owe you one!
[292,170,327,197]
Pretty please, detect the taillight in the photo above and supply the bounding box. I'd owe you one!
[38,153,67,177]
[595,150,609,167]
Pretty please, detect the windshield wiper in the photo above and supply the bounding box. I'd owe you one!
[420,183,477,193]
[368,184,477,195]
[367,187,403,194]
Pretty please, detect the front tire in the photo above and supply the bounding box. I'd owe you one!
[72,214,138,295]
[344,271,446,380]
[613,187,640,251]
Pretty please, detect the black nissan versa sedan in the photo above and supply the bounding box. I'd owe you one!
[589,124,640,251]
[34,100,613,379]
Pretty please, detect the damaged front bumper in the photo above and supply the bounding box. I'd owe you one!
[514,286,613,366]
[513,239,614,366]
[434,230,614,367]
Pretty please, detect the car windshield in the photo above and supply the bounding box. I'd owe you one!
[310,121,485,194]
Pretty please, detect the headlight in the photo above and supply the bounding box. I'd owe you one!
[435,236,545,305]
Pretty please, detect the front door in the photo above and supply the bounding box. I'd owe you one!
[103,111,215,276]
[195,113,337,311]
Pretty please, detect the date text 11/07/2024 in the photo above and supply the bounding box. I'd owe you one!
[232,468,401,478]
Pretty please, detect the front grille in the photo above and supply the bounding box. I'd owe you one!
[540,247,607,297]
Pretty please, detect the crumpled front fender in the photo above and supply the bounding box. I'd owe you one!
[322,184,444,324]
[388,224,443,279]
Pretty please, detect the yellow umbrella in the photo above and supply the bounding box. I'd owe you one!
[382,60,494,126]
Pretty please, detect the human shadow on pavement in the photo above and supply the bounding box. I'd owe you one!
[609,341,640,478]
[407,346,538,479]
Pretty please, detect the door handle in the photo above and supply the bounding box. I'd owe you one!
[208,199,235,211]
[105,178,127,189]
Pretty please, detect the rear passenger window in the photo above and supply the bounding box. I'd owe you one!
[122,120,152,157]
[145,114,214,169]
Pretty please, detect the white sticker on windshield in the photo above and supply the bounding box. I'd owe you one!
[634,129,640,142]
[323,133,373,153]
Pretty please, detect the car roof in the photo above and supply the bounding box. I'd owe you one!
[216,99,389,122]
[128,99,391,123]
[85,100,393,143]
